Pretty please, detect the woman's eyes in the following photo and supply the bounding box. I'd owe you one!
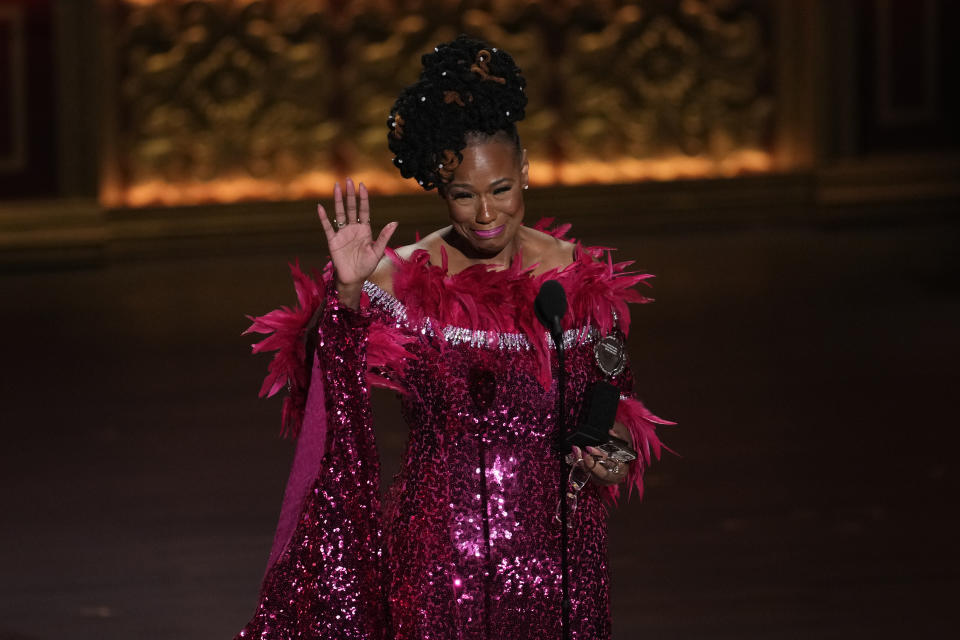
[451,186,511,200]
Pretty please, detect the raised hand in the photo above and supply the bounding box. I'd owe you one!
[318,178,398,309]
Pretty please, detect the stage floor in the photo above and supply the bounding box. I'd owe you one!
[0,218,957,639]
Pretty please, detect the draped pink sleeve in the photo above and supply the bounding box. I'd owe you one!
[236,265,407,639]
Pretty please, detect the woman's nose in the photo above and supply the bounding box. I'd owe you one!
[476,197,495,223]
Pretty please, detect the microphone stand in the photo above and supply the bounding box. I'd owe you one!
[551,323,572,640]
[536,280,572,640]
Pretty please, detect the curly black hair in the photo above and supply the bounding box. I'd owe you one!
[387,35,528,192]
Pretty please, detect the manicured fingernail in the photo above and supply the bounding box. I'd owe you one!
[586,446,600,455]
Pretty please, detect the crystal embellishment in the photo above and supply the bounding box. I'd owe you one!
[363,281,598,351]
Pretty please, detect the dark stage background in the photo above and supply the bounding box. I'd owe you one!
[1,1,958,638]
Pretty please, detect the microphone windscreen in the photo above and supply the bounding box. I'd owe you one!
[534,279,568,331]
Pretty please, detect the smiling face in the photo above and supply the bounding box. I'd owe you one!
[441,132,529,258]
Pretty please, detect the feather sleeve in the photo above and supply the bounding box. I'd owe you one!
[243,262,415,436]
[243,261,328,438]
[610,394,675,503]
[236,271,389,638]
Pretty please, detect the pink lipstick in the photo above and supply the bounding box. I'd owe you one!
[473,225,505,239]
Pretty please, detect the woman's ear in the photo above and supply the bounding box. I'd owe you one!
[520,148,529,186]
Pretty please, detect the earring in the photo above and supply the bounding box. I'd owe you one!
[523,184,529,190]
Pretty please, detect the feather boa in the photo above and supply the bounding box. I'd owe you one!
[245,220,666,467]
[389,218,654,388]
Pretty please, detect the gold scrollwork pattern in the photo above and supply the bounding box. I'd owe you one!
[107,0,775,206]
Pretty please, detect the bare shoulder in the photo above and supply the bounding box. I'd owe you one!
[522,226,577,274]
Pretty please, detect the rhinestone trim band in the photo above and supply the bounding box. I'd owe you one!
[363,281,598,351]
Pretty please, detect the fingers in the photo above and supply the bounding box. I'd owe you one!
[331,179,368,227]
[586,446,615,475]
[585,446,609,461]
[580,446,602,474]
[373,221,398,255]
[333,182,346,226]
[571,446,585,468]
[317,203,335,242]
[572,445,598,475]
[582,445,626,484]
[321,180,385,246]
[345,178,357,223]
[358,182,370,223]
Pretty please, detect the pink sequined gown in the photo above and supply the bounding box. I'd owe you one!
[237,222,669,640]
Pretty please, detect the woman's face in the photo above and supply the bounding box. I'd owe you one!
[442,135,529,258]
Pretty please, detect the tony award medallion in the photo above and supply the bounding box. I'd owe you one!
[594,334,626,378]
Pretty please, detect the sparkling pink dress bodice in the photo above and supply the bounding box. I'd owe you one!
[366,279,615,639]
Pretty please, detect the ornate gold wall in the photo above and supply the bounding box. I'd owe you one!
[103,0,776,207]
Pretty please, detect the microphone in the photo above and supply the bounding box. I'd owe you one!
[535,279,569,455]
[535,279,636,462]
[535,279,567,345]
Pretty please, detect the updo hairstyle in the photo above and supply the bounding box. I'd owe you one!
[387,35,528,192]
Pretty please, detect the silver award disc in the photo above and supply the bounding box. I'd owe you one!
[594,334,626,377]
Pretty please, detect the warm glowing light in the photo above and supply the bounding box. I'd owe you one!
[104,169,420,209]
[103,151,774,208]
[536,151,773,186]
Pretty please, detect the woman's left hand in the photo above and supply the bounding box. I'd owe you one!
[574,422,633,486]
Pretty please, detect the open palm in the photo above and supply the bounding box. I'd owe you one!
[318,178,397,290]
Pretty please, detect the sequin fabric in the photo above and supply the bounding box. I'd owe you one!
[237,286,388,639]
[236,234,663,640]
[379,324,616,640]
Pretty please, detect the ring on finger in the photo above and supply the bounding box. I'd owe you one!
[599,457,621,475]
[335,219,347,229]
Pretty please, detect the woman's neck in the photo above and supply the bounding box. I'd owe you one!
[439,225,527,273]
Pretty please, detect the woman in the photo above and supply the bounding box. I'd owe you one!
[237,35,669,640]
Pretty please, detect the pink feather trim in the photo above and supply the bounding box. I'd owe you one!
[532,216,574,241]
[245,218,658,433]
[389,219,654,388]
[244,261,329,437]
[605,396,676,504]
[365,315,415,394]
[244,261,416,436]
